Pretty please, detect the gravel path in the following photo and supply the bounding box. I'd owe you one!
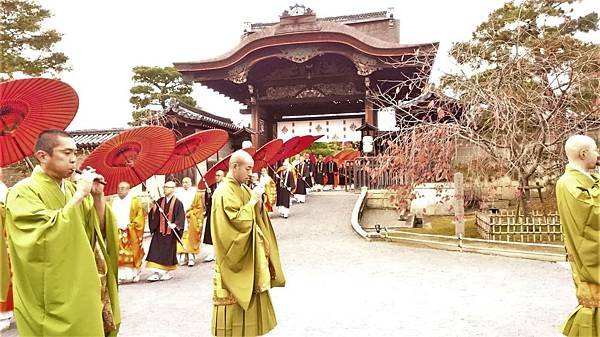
[5,191,575,336]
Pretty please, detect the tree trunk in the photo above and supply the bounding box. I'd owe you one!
[518,172,529,218]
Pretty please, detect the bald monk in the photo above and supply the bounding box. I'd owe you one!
[112,181,146,283]
[176,177,204,267]
[210,150,285,336]
[556,135,600,336]
[4,129,120,336]
[146,180,185,282]
[202,170,224,263]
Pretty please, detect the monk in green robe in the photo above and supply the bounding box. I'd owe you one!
[211,150,285,337]
[3,129,121,336]
[556,135,600,337]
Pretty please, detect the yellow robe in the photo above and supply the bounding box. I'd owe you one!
[211,176,285,337]
[556,166,600,336]
[4,166,120,336]
[178,191,205,254]
[0,204,9,302]
[263,176,277,212]
[113,197,146,269]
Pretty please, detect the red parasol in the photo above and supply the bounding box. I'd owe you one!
[156,129,229,175]
[343,150,360,163]
[286,135,317,159]
[0,78,79,166]
[333,149,355,165]
[198,147,256,189]
[253,138,283,172]
[80,126,176,195]
[268,136,300,165]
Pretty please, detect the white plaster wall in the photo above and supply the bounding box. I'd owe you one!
[276,118,362,142]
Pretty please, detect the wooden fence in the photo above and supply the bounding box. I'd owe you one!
[346,156,402,192]
[476,210,563,243]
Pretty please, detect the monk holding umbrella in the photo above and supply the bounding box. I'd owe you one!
[2,78,122,336]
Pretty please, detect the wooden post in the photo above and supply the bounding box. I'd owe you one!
[454,173,465,238]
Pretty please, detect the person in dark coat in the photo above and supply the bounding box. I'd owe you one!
[202,170,225,262]
[324,159,338,191]
[146,180,185,281]
[314,155,324,191]
[276,161,295,218]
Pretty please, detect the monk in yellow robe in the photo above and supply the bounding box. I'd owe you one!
[211,150,285,336]
[176,177,205,266]
[3,130,120,336]
[259,167,276,212]
[112,181,146,283]
[556,135,600,337]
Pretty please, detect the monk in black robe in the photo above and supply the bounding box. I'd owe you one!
[146,180,185,281]
[276,162,295,218]
[201,169,224,262]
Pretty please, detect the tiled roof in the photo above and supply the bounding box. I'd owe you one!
[249,10,390,31]
[70,128,124,148]
[165,99,241,132]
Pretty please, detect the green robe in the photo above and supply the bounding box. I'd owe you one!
[4,166,120,336]
[211,176,285,337]
[556,166,600,336]
[0,203,8,302]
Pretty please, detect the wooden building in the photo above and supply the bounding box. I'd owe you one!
[174,5,439,147]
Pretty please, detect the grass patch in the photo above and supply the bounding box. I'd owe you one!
[395,214,481,239]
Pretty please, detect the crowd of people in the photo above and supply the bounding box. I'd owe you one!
[0,129,358,336]
[4,131,595,337]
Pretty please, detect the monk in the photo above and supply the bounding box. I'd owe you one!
[112,181,146,283]
[176,177,205,267]
[202,170,224,263]
[276,161,295,219]
[4,129,120,336]
[146,180,185,281]
[556,134,600,337]
[259,167,277,212]
[210,150,285,336]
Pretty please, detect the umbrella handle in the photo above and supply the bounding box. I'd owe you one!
[127,165,185,247]
[193,165,212,195]
[150,198,185,246]
[14,140,35,171]
[182,143,212,195]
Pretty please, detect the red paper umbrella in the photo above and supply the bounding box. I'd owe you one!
[343,150,360,162]
[156,129,229,175]
[333,149,355,164]
[287,135,316,158]
[199,147,256,189]
[0,78,79,166]
[80,126,176,195]
[268,136,300,165]
[253,138,283,172]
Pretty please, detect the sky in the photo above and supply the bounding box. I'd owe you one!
[36,0,600,131]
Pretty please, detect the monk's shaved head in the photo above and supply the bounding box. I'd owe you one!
[230,150,254,168]
[565,135,599,170]
[229,150,254,184]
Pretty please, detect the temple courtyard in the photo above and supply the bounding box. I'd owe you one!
[6,192,574,337]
